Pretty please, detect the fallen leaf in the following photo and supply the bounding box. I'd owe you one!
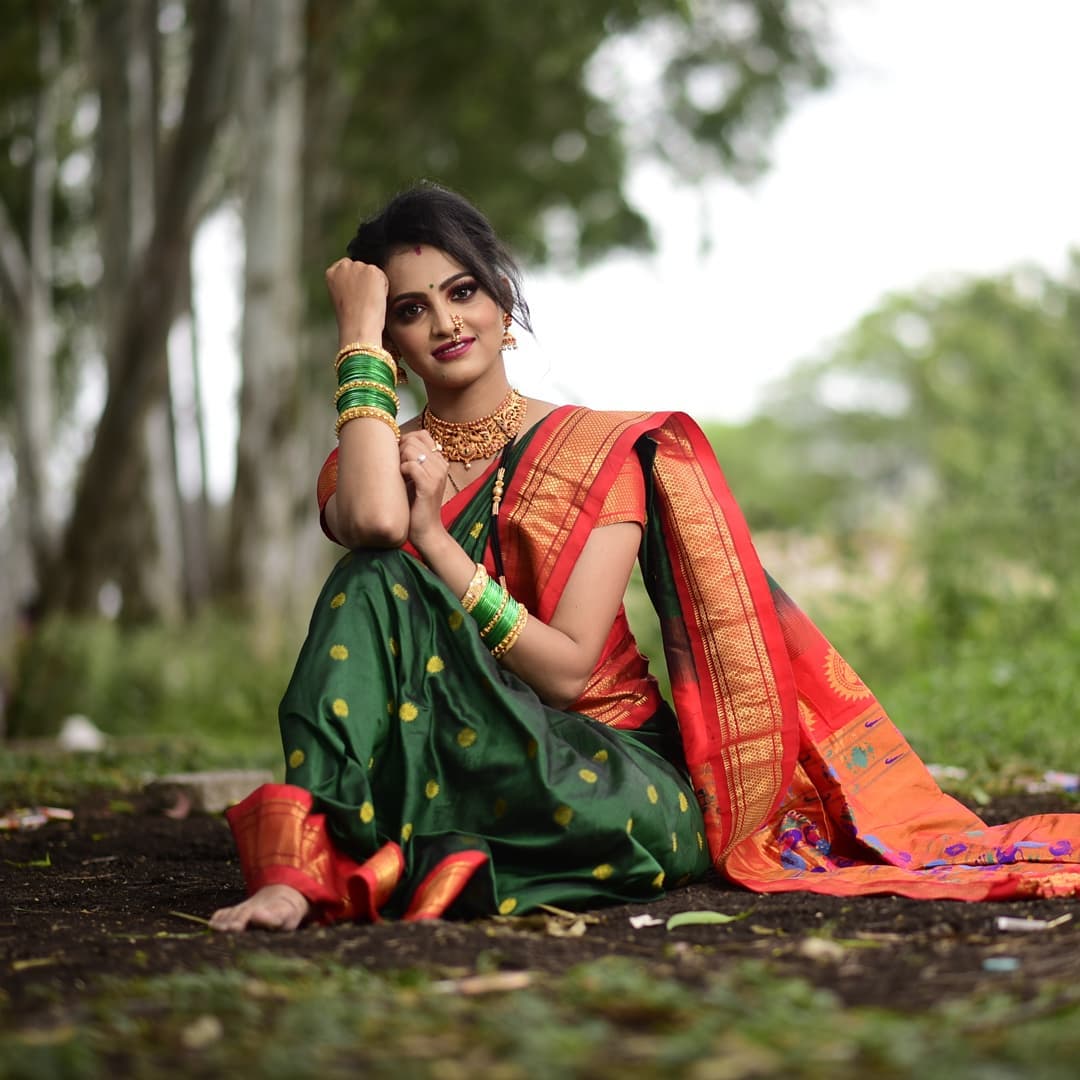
[4,853,52,869]
[545,917,587,938]
[432,971,533,995]
[629,914,665,929]
[995,913,1073,932]
[666,910,746,931]
[181,1015,224,1051]
[796,937,847,961]
[12,957,58,972]
[537,903,600,923]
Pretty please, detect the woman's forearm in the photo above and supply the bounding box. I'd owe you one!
[328,421,411,548]
[415,529,614,710]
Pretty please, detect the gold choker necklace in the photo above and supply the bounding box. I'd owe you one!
[422,389,527,469]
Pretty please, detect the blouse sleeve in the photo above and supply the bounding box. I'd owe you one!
[595,452,646,528]
[316,448,341,544]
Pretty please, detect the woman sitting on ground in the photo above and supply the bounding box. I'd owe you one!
[210,183,1080,932]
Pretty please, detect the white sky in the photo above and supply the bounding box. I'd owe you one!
[192,0,1080,499]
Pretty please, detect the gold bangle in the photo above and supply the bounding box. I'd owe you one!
[460,563,489,613]
[334,379,400,409]
[479,589,511,639]
[335,341,397,376]
[491,607,528,659]
[335,405,401,440]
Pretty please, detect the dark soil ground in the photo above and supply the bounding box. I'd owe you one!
[3,792,1078,1018]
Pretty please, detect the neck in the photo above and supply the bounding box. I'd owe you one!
[424,371,514,422]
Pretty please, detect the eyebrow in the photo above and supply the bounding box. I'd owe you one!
[390,271,471,305]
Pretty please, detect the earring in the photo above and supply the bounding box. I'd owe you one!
[386,341,409,384]
[501,312,517,351]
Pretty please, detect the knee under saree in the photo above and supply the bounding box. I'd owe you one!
[227,406,1080,921]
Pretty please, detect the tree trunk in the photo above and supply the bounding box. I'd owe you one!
[225,0,308,618]
[4,14,60,598]
[41,0,244,616]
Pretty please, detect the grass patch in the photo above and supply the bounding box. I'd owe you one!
[2,954,1079,1078]
[0,736,282,808]
[5,610,299,742]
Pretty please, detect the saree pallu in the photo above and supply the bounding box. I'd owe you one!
[505,407,1080,901]
[227,425,709,922]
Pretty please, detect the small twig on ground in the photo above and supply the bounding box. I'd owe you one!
[169,910,213,927]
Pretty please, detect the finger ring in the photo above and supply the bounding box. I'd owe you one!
[416,453,427,464]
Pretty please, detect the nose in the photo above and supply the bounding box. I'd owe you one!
[429,299,455,338]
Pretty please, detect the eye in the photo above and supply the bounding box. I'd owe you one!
[392,301,423,321]
[450,280,479,302]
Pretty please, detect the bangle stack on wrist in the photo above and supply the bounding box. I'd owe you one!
[460,563,528,659]
[333,342,401,440]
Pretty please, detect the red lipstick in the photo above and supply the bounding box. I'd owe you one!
[432,337,474,361]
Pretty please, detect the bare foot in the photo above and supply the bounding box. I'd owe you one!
[209,884,311,933]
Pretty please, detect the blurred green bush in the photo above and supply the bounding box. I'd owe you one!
[6,609,298,745]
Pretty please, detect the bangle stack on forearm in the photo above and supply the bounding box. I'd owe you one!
[461,563,528,659]
[334,342,401,440]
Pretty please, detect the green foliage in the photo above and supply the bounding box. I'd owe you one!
[3,953,1080,1078]
[763,255,1080,636]
[305,0,833,273]
[701,416,856,534]
[5,609,297,745]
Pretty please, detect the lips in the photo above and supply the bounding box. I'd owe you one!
[432,337,475,361]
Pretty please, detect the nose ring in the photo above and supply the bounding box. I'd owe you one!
[451,314,463,344]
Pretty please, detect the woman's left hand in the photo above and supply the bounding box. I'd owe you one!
[400,431,449,549]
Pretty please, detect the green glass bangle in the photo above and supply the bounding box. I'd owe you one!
[336,388,398,416]
[483,595,521,647]
[336,369,395,396]
[336,387,397,410]
[337,355,396,388]
[479,590,511,639]
[469,578,506,631]
[335,393,392,417]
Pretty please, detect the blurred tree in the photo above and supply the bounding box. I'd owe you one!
[226,0,834,614]
[38,0,244,617]
[0,6,63,594]
[761,256,1080,633]
[1,0,832,624]
[224,0,307,617]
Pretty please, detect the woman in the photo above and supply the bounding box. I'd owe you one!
[211,184,1080,932]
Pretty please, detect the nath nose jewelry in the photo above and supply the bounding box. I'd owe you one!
[451,314,463,344]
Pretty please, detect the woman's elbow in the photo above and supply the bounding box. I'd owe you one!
[542,671,592,713]
[336,507,410,550]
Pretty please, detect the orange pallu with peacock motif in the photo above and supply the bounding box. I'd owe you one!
[504,406,1080,900]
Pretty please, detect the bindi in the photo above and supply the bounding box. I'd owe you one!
[414,245,422,255]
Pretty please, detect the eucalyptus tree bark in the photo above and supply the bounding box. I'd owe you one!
[225,0,308,617]
[41,0,244,616]
[89,0,185,622]
[0,17,60,597]
[181,250,214,610]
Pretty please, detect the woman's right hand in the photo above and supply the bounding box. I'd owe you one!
[324,258,389,346]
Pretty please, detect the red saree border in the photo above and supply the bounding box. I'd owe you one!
[498,407,800,861]
[501,406,652,618]
[225,784,405,924]
[402,850,490,921]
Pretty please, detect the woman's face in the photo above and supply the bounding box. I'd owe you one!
[383,245,504,387]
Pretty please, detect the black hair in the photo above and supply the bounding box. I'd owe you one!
[346,181,532,333]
